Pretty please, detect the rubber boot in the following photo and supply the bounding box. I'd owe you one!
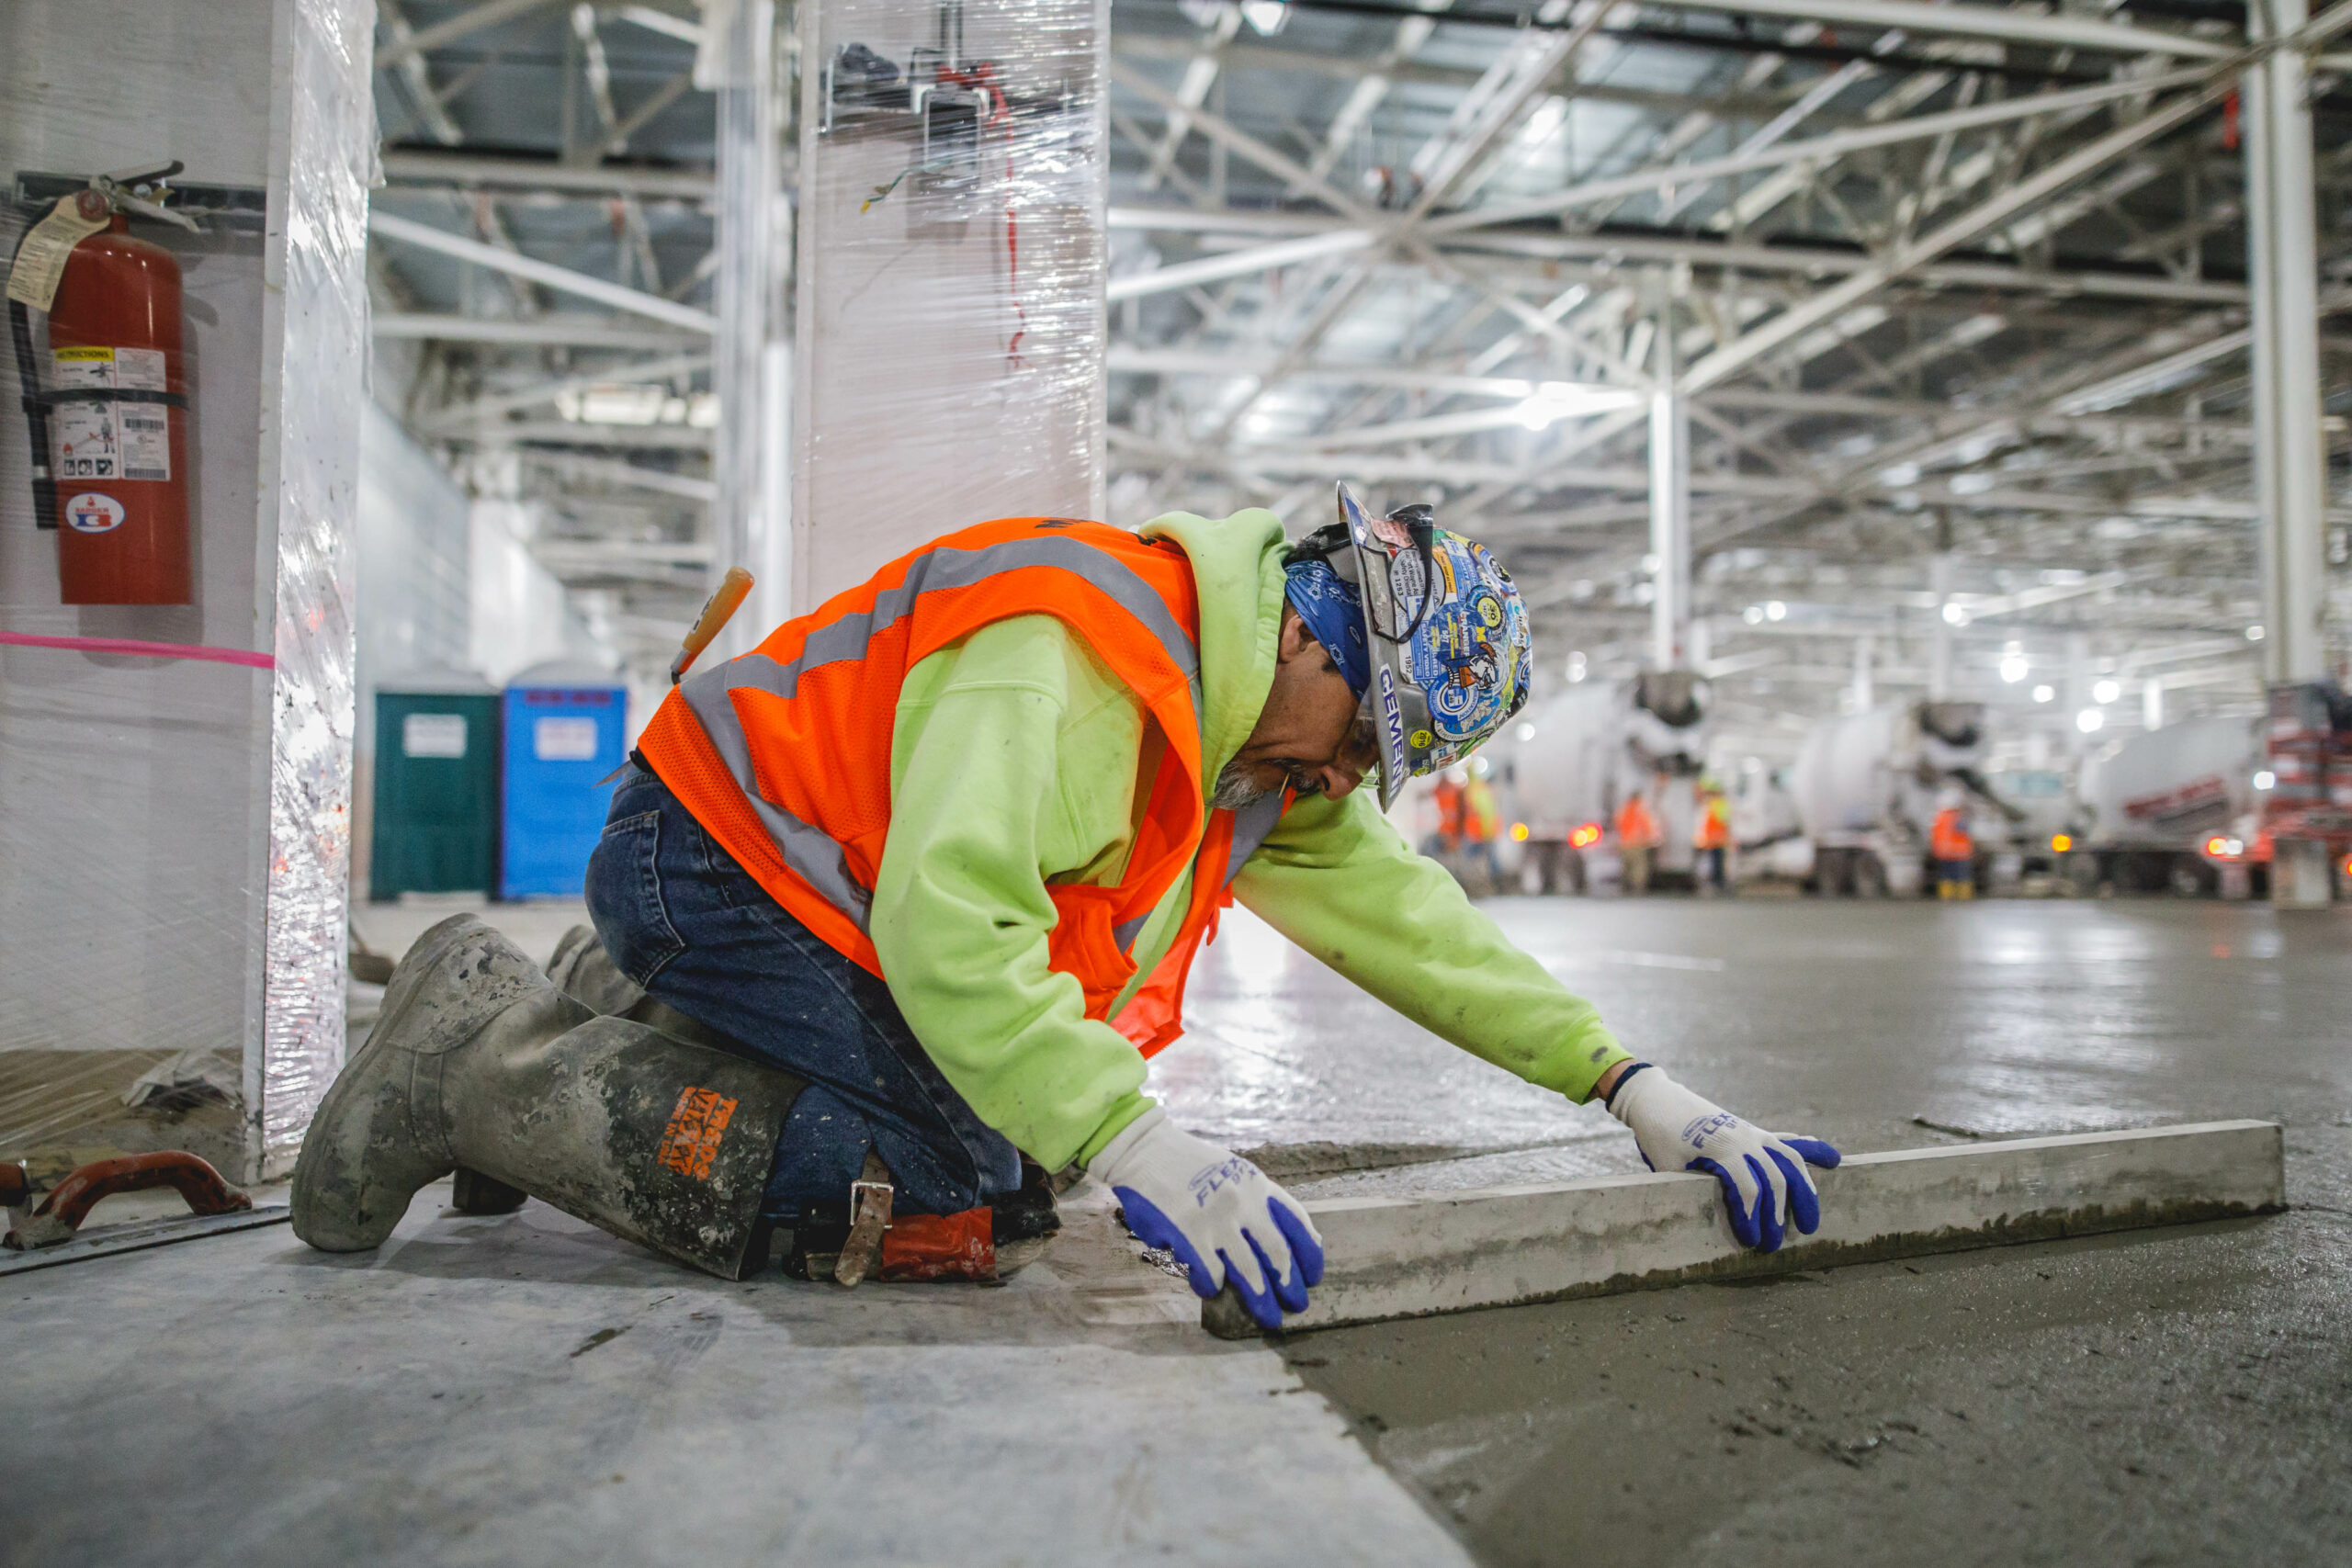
[452,927,735,1217]
[292,913,802,1280]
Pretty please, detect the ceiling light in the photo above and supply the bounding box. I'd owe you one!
[1765,601,1787,621]
[1744,605,1765,625]
[1941,602,1969,626]
[2076,708,2105,734]
[1511,381,1642,429]
[2246,625,2266,641]
[2093,679,2121,705]
[1999,649,2029,683]
[2033,684,2055,704]
[2255,770,2276,790]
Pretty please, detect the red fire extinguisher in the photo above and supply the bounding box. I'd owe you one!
[7,174,193,605]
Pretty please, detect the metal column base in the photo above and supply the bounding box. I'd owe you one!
[2271,839,2335,908]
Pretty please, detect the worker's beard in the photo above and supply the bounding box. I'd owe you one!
[1211,758,1272,811]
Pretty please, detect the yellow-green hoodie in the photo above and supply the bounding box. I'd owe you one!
[865,509,1628,1171]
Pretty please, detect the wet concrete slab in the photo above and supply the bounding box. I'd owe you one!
[1157,898,2352,1566]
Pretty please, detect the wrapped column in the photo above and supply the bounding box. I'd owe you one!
[792,0,1109,609]
[0,0,373,1181]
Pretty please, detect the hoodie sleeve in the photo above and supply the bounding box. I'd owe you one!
[1230,787,1631,1103]
[867,615,1157,1172]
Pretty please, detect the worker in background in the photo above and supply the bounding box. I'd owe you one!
[1463,765,1502,890]
[1694,778,1731,895]
[1931,791,1975,899]
[292,488,1840,1330]
[1616,785,1662,895]
[1430,769,1468,857]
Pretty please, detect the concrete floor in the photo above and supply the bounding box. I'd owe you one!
[6,896,2348,1565]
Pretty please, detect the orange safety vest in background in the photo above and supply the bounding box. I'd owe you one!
[1464,777,1499,843]
[1616,795,1660,849]
[1694,796,1729,850]
[1930,807,1973,861]
[1433,778,1467,848]
[639,517,1263,1057]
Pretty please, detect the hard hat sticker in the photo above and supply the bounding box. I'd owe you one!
[63,493,126,534]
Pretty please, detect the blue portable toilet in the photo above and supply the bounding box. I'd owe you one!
[500,660,628,899]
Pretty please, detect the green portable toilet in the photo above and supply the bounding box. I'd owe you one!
[371,668,502,900]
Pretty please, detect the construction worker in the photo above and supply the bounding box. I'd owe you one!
[1931,792,1975,899]
[1430,770,1468,856]
[1616,786,1663,895]
[292,489,1839,1330]
[1462,766,1502,888]
[1694,778,1731,893]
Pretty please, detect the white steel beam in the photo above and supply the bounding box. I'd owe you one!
[1681,76,2233,393]
[370,312,707,348]
[380,151,717,200]
[1634,0,2233,61]
[1431,65,2210,235]
[2246,0,2331,682]
[368,209,719,332]
[376,0,570,70]
[1651,358,1695,669]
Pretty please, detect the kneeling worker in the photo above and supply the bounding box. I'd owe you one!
[294,488,1839,1328]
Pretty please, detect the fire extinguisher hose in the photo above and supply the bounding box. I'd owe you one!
[7,290,57,533]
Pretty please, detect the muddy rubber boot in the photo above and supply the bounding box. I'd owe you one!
[450,927,727,1217]
[293,914,801,1280]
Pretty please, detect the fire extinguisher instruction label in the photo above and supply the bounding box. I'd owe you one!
[51,346,172,484]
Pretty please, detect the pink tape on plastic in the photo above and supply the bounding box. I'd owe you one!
[0,630,276,671]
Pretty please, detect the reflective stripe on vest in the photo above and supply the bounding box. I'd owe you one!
[674,528,1204,939]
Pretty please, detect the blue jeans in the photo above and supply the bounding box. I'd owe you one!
[583,763,1023,1217]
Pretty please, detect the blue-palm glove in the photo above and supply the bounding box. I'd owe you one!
[1089,1106,1324,1328]
[1606,1065,1841,1251]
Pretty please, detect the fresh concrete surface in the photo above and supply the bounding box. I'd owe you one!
[9,895,2348,1566]
[1174,898,2352,1567]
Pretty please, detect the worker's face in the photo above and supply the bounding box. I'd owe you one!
[1227,609,1382,803]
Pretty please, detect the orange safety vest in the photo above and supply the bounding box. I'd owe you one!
[1694,796,1729,850]
[1930,807,1973,861]
[638,517,1274,1058]
[1616,795,1659,849]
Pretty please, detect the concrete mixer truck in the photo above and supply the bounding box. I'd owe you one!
[1483,671,1711,893]
[2075,715,2262,896]
[1792,700,2020,896]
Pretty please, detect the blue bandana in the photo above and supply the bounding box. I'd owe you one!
[1283,560,1370,698]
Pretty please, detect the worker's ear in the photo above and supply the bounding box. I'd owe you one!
[1275,605,1319,667]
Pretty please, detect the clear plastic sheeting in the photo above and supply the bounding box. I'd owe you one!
[0,0,372,1181]
[793,0,1109,608]
[256,0,375,1176]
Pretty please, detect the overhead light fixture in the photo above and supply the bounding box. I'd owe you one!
[2093,679,2121,705]
[2076,708,2104,734]
[1744,605,1765,625]
[1515,721,1537,742]
[2246,625,2266,641]
[1512,381,1642,429]
[1765,601,1787,621]
[1941,602,1970,626]
[1566,651,1588,682]
[2033,684,2055,704]
[1999,648,2029,683]
[1240,0,1290,35]
[2255,770,2276,791]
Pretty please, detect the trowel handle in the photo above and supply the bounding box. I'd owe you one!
[671,566,756,684]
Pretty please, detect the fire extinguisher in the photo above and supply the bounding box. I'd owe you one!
[6,164,196,605]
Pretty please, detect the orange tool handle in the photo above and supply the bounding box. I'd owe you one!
[671,566,755,684]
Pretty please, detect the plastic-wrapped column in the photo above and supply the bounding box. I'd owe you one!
[792,0,1108,609]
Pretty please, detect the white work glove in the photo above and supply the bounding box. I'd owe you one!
[1606,1065,1841,1252]
[1090,1106,1325,1329]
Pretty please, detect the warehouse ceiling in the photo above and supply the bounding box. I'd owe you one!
[368,0,2352,756]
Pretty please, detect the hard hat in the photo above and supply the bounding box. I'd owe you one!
[1289,482,1533,808]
